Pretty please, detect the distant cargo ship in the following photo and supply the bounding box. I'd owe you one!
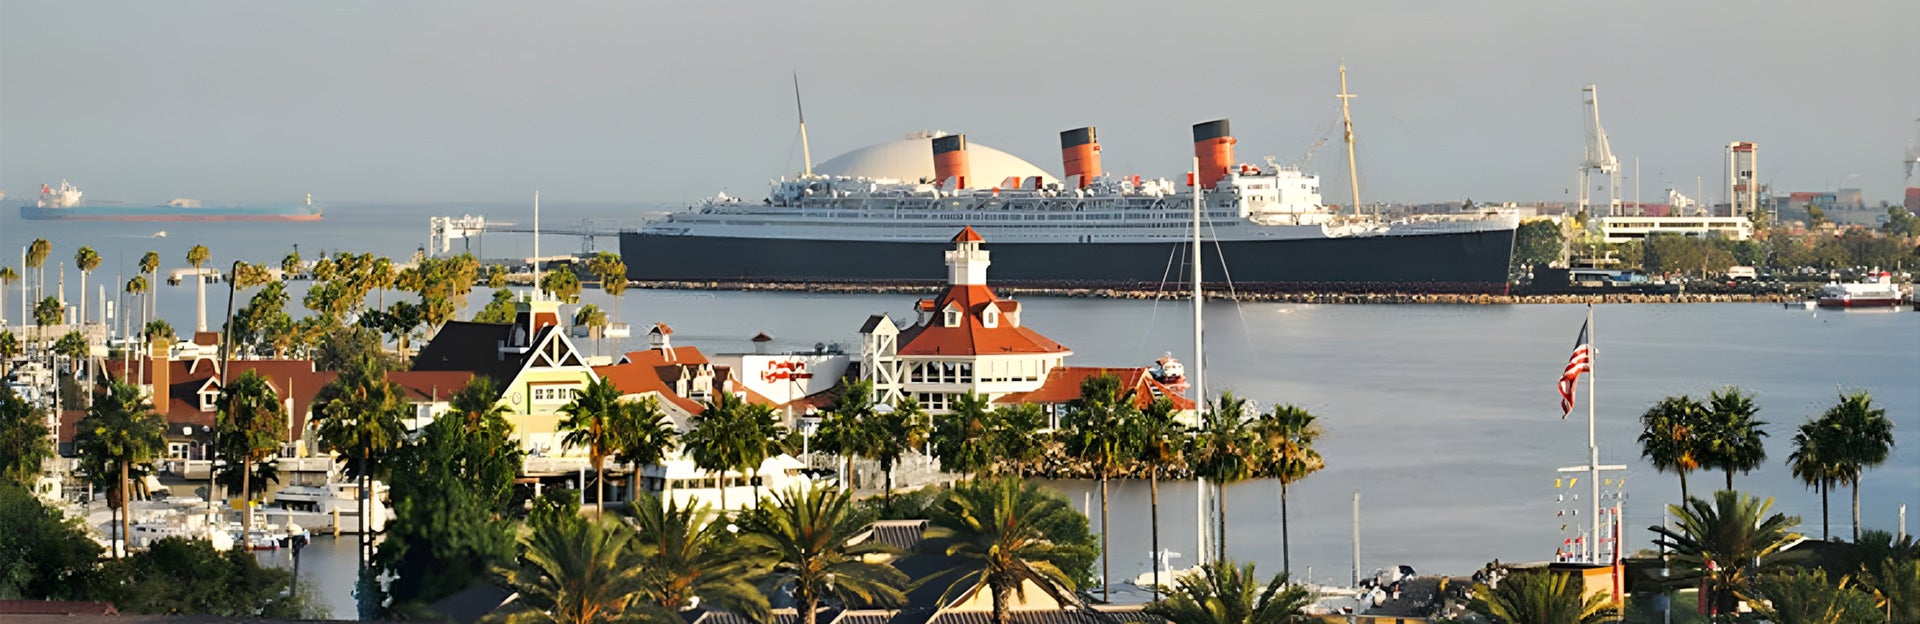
[19,181,323,222]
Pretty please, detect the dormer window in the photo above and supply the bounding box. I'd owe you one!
[200,389,218,412]
[943,304,961,327]
[982,306,999,328]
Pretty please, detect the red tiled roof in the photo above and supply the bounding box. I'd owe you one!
[597,347,777,419]
[897,285,1069,357]
[994,366,1196,411]
[104,358,337,435]
[621,347,710,367]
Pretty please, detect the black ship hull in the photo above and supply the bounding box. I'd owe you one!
[619,229,1516,294]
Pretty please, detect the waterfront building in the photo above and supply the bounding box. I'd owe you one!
[858,227,1193,418]
[412,296,600,459]
[1595,215,1754,243]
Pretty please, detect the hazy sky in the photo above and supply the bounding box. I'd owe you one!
[4,1,1917,206]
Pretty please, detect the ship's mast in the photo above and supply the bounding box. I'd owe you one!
[1338,65,1362,218]
[795,72,813,178]
[1191,155,1209,566]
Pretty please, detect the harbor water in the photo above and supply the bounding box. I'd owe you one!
[7,204,1917,617]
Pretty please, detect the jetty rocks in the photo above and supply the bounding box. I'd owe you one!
[631,281,1799,305]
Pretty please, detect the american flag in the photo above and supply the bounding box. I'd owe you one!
[1559,318,1592,418]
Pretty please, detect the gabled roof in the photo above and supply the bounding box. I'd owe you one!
[952,226,985,243]
[102,358,340,434]
[412,320,522,385]
[859,314,895,334]
[896,286,1068,357]
[596,347,776,420]
[993,366,1196,411]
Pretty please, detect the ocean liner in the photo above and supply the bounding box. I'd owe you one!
[20,181,323,222]
[622,78,1518,293]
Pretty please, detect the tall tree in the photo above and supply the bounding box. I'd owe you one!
[1143,560,1315,624]
[74,246,100,325]
[1787,419,1843,541]
[588,252,628,344]
[0,266,17,330]
[559,377,623,517]
[1194,391,1255,562]
[745,483,907,624]
[34,296,62,346]
[609,395,676,503]
[539,267,582,304]
[1134,396,1188,598]
[991,402,1048,476]
[314,354,408,581]
[869,396,930,511]
[1818,391,1895,543]
[493,511,669,624]
[626,491,769,618]
[1638,394,1706,503]
[123,276,149,353]
[1701,387,1766,490]
[138,251,159,323]
[1467,569,1617,624]
[1,387,53,487]
[473,288,518,324]
[925,477,1085,624]
[215,370,285,534]
[932,390,999,476]
[27,239,50,302]
[1648,490,1803,614]
[1062,373,1140,602]
[1251,404,1324,579]
[814,380,880,489]
[375,404,524,612]
[72,381,166,557]
[683,390,786,510]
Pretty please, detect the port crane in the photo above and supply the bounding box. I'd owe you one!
[1578,85,1621,220]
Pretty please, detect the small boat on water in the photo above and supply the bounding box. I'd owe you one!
[263,480,390,535]
[1129,549,1205,589]
[1817,272,1907,308]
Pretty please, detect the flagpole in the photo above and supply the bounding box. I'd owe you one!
[1587,303,1599,563]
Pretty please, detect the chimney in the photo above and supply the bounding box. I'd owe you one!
[751,332,773,355]
[1192,119,1236,189]
[1060,127,1101,188]
[149,339,170,413]
[932,134,970,189]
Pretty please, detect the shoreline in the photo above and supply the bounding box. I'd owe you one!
[625,280,1814,305]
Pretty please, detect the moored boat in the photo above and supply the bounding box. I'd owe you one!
[1816,272,1906,308]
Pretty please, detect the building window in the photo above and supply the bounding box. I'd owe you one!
[943,304,961,327]
[982,307,998,328]
[199,391,218,412]
[531,386,580,404]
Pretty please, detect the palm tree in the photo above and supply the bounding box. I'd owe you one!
[139,251,159,322]
[588,252,628,341]
[1143,560,1315,624]
[27,239,50,302]
[0,331,19,378]
[1,266,17,328]
[1062,373,1140,602]
[684,390,787,510]
[626,491,769,618]
[559,378,624,517]
[1787,419,1844,540]
[493,512,671,624]
[869,396,929,510]
[315,354,408,571]
[1466,569,1617,624]
[932,390,999,476]
[1638,394,1706,503]
[1702,387,1766,490]
[926,477,1086,624]
[572,304,608,356]
[186,245,210,330]
[1251,404,1324,579]
[34,296,62,347]
[815,380,880,490]
[1818,391,1894,543]
[609,396,677,503]
[1648,489,1803,614]
[74,246,100,325]
[1748,568,1881,624]
[746,483,907,624]
[217,369,285,534]
[123,276,149,352]
[448,376,511,437]
[1194,391,1255,562]
[991,402,1048,476]
[72,381,166,558]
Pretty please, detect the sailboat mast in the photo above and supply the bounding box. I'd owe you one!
[794,73,813,178]
[1338,65,1361,218]
[1192,155,1208,567]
